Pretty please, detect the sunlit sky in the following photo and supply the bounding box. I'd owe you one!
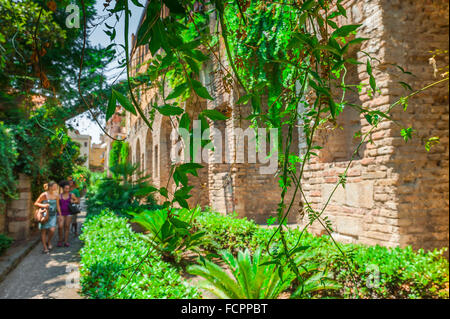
[67,0,144,143]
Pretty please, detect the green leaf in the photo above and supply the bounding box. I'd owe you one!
[400,127,415,142]
[179,113,190,131]
[184,56,200,74]
[175,197,189,209]
[166,82,189,100]
[136,2,161,46]
[309,79,330,96]
[366,60,377,92]
[366,59,373,75]
[348,38,369,45]
[106,93,117,121]
[327,19,338,29]
[159,187,169,198]
[162,0,185,14]
[112,89,137,115]
[192,80,213,100]
[170,217,190,229]
[156,105,184,116]
[289,245,310,256]
[134,186,158,196]
[173,170,188,187]
[179,163,203,171]
[398,81,413,91]
[236,94,252,105]
[328,98,337,119]
[314,45,341,56]
[395,64,413,75]
[300,0,315,11]
[186,50,209,62]
[131,0,144,7]
[337,4,347,18]
[369,76,377,92]
[201,109,227,121]
[331,24,361,38]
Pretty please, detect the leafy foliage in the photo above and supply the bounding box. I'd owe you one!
[130,206,207,261]
[86,162,159,217]
[108,140,130,176]
[79,210,199,298]
[194,210,449,299]
[0,233,13,256]
[1,102,84,200]
[0,0,112,119]
[188,248,291,299]
[0,122,18,205]
[194,209,258,253]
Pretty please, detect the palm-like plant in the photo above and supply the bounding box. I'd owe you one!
[187,249,292,299]
[130,207,206,259]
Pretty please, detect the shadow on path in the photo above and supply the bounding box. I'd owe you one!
[0,212,86,299]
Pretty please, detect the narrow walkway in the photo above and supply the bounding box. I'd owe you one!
[0,211,86,299]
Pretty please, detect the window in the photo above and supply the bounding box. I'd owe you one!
[84,142,87,147]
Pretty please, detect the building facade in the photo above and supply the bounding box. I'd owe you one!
[106,0,449,251]
[89,140,106,172]
[68,130,91,168]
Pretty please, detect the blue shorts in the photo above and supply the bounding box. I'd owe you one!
[39,214,57,230]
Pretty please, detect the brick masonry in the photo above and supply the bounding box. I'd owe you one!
[105,1,449,251]
[2,174,32,240]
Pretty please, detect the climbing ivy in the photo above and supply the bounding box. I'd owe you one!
[69,0,450,297]
[0,122,18,205]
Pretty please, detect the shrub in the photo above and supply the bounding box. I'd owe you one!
[327,244,450,299]
[130,207,207,261]
[194,211,449,299]
[0,233,13,256]
[188,249,292,299]
[79,210,199,299]
[194,209,258,253]
[0,122,18,205]
[85,162,160,217]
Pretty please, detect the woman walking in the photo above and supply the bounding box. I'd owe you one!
[57,182,78,247]
[34,181,60,254]
[68,179,81,236]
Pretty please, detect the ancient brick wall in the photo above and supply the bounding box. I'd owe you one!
[4,174,32,240]
[118,0,449,251]
[300,0,449,250]
[381,0,449,250]
[0,204,6,234]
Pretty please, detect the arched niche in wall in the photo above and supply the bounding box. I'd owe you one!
[158,117,173,192]
[318,43,366,163]
[145,128,153,182]
[135,138,141,176]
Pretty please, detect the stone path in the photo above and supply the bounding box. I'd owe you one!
[0,211,86,299]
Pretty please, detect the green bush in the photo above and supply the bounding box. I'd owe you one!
[194,209,258,253]
[0,122,18,205]
[0,233,13,256]
[327,244,450,299]
[85,162,160,217]
[188,248,292,299]
[79,210,199,299]
[130,207,207,261]
[194,211,449,299]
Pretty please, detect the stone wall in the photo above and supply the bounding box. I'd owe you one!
[5,174,32,240]
[115,0,449,251]
[382,0,449,250]
[300,0,449,250]
[0,204,6,234]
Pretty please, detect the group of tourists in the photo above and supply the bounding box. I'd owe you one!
[34,178,81,254]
